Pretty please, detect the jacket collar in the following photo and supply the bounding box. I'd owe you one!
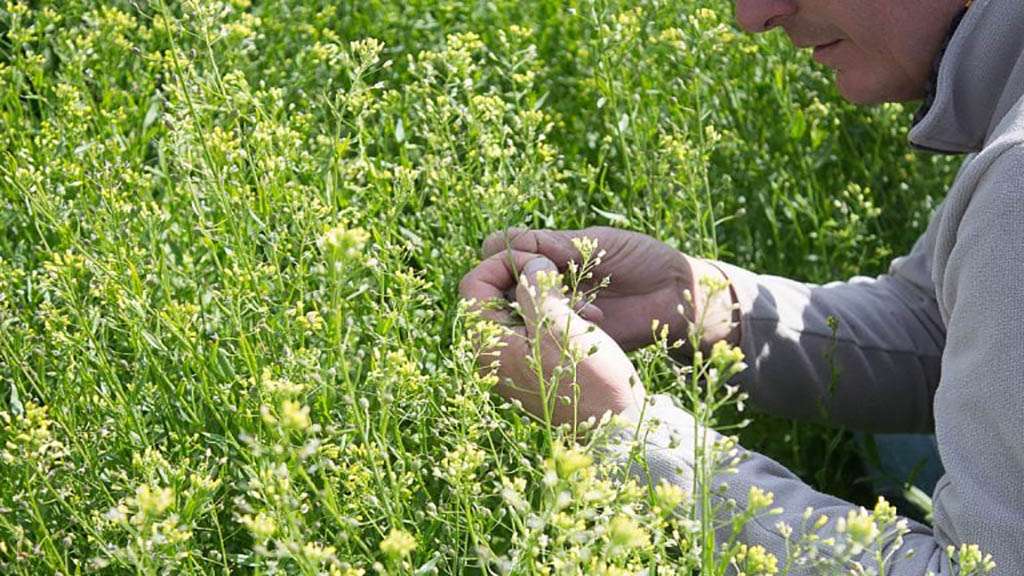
[909,0,1024,154]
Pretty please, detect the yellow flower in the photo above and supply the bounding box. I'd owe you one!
[303,541,337,562]
[135,484,174,518]
[319,225,368,260]
[695,8,718,22]
[872,496,897,524]
[814,514,830,530]
[838,508,880,553]
[953,544,996,574]
[654,479,687,515]
[550,445,592,479]
[241,512,276,541]
[257,366,305,396]
[737,544,779,575]
[607,514,649,556]
[441,442,485,481]
[280,400,311,431]
[380,528,416,558]
[747,486,774,512]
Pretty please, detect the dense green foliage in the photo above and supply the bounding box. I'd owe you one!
[0,0,961,573]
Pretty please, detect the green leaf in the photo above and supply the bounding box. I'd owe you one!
[142,96,162,131]
[414,556,441,575]
[8,382,23,417]
[789,109,807,140]
[592,206,630,226]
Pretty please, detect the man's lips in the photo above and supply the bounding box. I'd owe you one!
[790,38,843,50]
[812,39,843,64]
[784,31,845,65]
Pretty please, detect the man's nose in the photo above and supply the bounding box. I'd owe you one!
[734,0,797,33]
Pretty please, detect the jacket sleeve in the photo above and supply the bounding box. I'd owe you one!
[617,395,989,575]
[710,215,947,433]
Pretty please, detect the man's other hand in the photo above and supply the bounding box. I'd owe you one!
[459,251,645,426]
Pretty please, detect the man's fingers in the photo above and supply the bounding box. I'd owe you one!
[482,228,582,268]
[515,256,621,354]
[514,257,567,329]
[459,249,539,300]
[577,302,604,323]
[492,256,644,426]
[458,250,539,323]
[513,256,603,343]
[482,228,527,257]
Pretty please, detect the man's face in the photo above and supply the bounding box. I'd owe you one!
[734,0,964,103]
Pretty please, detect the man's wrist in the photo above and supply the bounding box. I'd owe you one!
[673,256,741,358]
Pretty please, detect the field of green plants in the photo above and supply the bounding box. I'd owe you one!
[0,0,965,574]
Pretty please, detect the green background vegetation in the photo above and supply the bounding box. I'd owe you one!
[0,0,958,573]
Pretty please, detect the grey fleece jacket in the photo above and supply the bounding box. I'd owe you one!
[621,0,1024,573]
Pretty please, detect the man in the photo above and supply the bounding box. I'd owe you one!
[459,0,1024,573]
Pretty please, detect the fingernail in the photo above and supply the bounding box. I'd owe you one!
[523,258,550,276]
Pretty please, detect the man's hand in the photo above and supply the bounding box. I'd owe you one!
[458,250,645,426]
[481,227,738,354]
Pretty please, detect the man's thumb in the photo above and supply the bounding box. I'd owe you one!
[516,257,569,327]
[515,256,599,337]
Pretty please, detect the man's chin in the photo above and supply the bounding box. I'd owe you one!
[835,71,887,105]
[835,70,924,105]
